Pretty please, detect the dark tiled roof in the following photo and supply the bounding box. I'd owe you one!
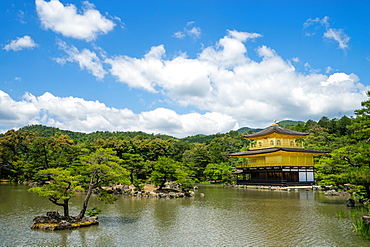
[243,125,308,138]
[229,147,329,157]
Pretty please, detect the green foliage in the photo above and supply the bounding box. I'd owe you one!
[28,168,83,216]
[350,209,358,218]
[348,91,370,142]
[204,163,236,183]
[151,156,194,189]
[77,148,130,219]
[29,168,82,199]
[352,218,370,239]
[20,125,86,139]
[181,134,214,143]
[120,153,146,184]
[79,148,130,188]
[278,120,304,128]
[312,92,370,199]
[1,124,252,184]
[182,143,210,180]
[207,133,249,164]
[336,210,345,218]
[22,135,80,181]
[86,207,102,217]
[0,129,35,180]
[8,93,370,197]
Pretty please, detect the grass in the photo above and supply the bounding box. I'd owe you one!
[336,210,345,218]
[352,218,370,239]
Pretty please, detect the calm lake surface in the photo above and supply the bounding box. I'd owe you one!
[0,183,369,246]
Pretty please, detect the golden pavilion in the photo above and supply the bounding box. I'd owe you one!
[229,123,329,186]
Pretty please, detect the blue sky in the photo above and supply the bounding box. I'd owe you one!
[1,0,370,138]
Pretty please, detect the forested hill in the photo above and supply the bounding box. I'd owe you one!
[18,125,175,142]
[19,125,240,143]
[12,120,302,143]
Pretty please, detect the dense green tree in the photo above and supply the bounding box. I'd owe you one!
[28,168,83,217]
[20,125,86,139]
[318,116,330,130]
[315,146,355,188]
[120,153,146,184]
[92,137,137,155]
[77,148,130,219]
[151,156,194,190]
[315,92,370,199]
[207,132,248,164]
[336,115,353,136]
[204,162,236,183]
[147,138,171,161]
[182,143,210,180]
[168,139,192,162]
[21,134,80,180]
[302,124,347,152]
[0,129,35,180]
[348,92,370,142]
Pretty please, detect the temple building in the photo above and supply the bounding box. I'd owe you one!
[229,123,329,186]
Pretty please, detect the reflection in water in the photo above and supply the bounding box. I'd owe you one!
[0,183,368,246]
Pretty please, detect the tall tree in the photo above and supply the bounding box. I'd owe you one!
[316,92,370,198]
[348,91,370,142]
[182,143,210,180]
[120,153,146,184]
[77,148,129,219]
[0,129,35,180]
[151,156,194,190]
[22,134,80,180]
[28,168,83,217]
[204,162,236,183]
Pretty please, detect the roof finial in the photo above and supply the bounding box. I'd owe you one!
[272,119,279,126]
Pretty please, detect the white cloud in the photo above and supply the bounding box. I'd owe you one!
[17,10,26,24]
[105,30,262,95]
[0,91,237,138]
[50,29,368,133]
[303,16,330,31]
[173,22,201,40]
[35,0,115,41]
[324,28,350,50]
[55,41,106,79]
[0,91,39,127]
[3,35,37,51]
[303,16,349,51]
[103,30,367,128]
[173,31,185,39]
[291,57,300,63]
[325,66,333,74]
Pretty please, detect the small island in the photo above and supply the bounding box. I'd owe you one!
[31,211,98,231]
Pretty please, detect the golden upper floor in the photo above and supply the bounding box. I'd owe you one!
[244,124,308,150]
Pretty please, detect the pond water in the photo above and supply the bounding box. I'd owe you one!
[0,183,369,246]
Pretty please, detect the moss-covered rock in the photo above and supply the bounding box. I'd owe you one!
[31,211,98,231]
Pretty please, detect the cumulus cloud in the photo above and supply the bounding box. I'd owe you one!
[103,30,367,128]
[173,22,202,40]
[3,35,37,51]
[0,91,237,138]
[0,91,39,127]
[35,0,115,41]
[55,41,106,79]
[49,29,368,132]
[105,30,261,96]
[303,16,350,51]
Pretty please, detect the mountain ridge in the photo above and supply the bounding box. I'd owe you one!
[11,120,303,143]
